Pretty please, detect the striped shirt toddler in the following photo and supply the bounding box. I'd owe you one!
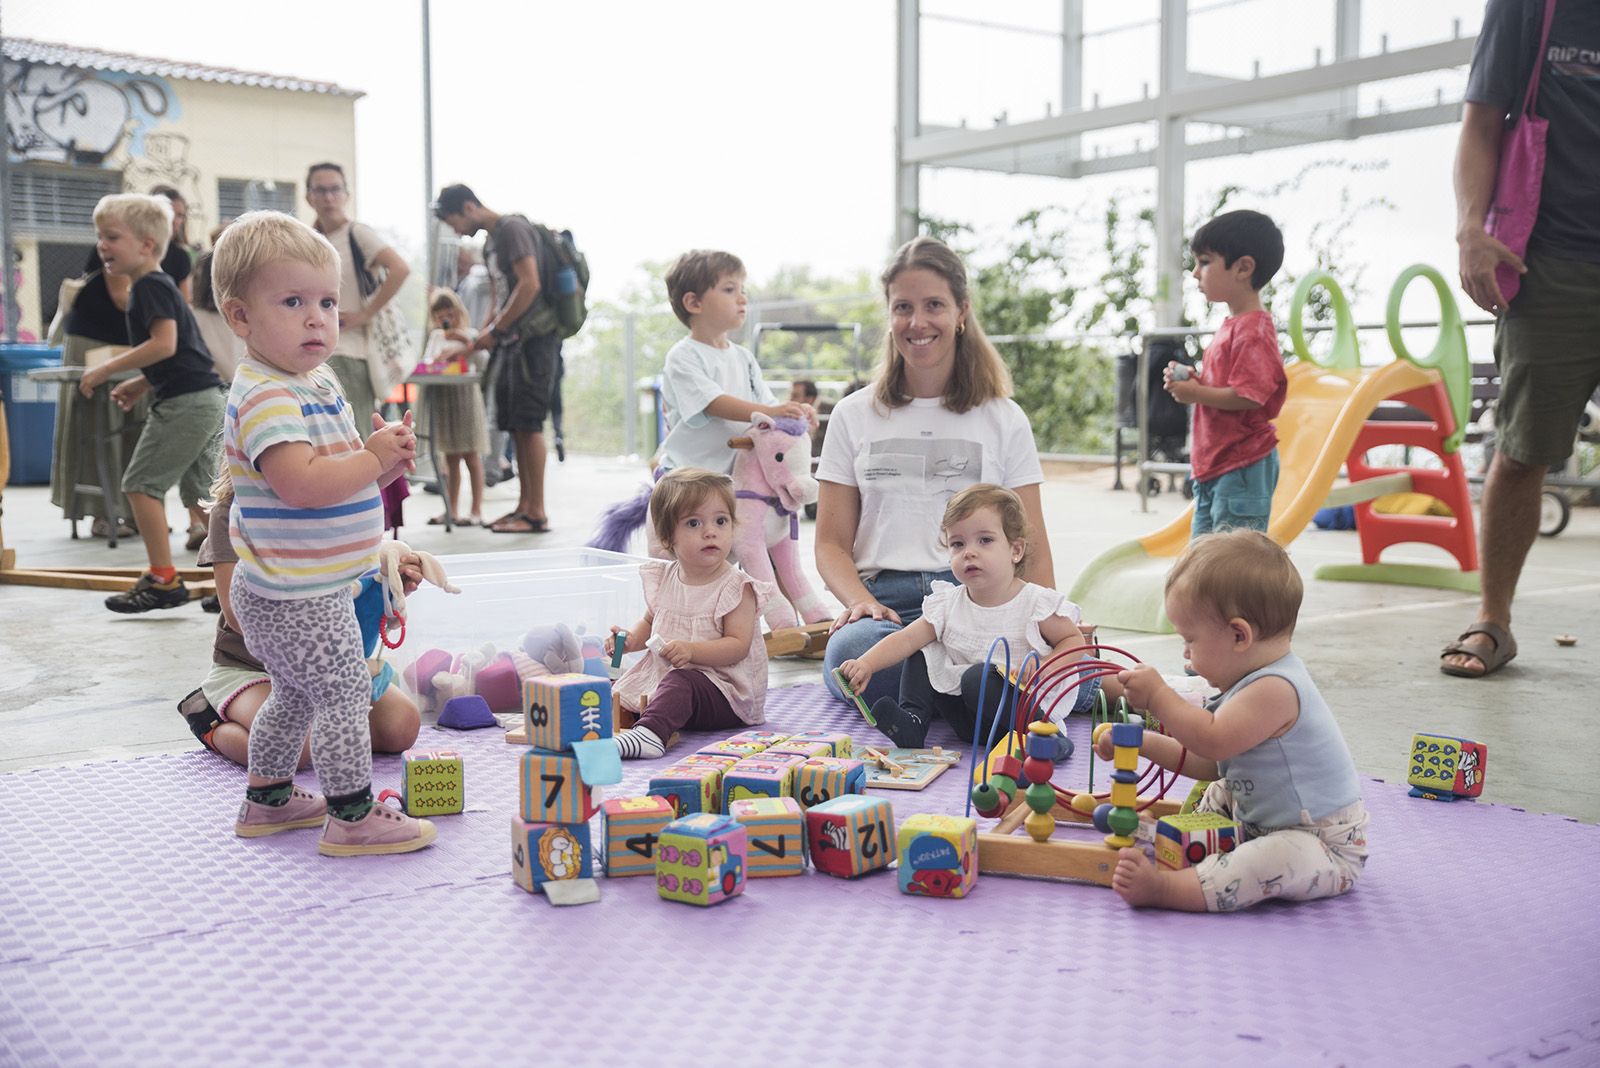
[225,360,382,599]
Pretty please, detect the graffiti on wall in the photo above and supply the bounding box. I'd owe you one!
[3,61,174,166]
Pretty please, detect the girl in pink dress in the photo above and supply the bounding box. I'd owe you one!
[606,468,773,759]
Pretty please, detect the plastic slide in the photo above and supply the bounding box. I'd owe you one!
[1070,266,1476,634]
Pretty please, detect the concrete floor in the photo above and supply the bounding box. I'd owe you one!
[3,456,1596,821]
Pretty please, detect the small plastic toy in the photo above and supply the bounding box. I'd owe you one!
[897,814,978,898]
[794,756,867,808]
[831,668,876,726]
[649,761,726,816]
[656,813,748,906]
[729,796,807,877]
[806,794,896,879]
[512,818,595,900]
[601,795,677,877]
[1154,812,1239,870]
[518,751,599,824]
[523,673,613,752]
[1408,732,1487,801]
[399,748,464,816]
[722,755,804,809]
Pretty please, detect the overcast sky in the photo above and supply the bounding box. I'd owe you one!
[6,0,1489,330]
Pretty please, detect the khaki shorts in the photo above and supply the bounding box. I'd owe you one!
[121,387,225,505]
[1492,253,1600,467]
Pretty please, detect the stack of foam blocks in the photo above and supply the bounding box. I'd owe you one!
[510,673,622,907]
[633,729,878,899]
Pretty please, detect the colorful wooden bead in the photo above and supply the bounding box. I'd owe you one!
[1023,809,1056,843]
[1070,792,1099,815]
[1024,781,1055,813]
[1022,756,1054,784]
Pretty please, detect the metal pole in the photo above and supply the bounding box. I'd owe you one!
[421,0,437,288]
[893,0,921,246]
[0,30,18,343]
[622,312,636,458]
[1153,0,1187,329]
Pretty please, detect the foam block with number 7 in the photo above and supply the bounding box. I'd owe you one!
[600,795,676,877]
[523,673,613,753]
[795,757,867,809]
[805,794,895,878]
[729,796,806,877]
[518,751,597,824]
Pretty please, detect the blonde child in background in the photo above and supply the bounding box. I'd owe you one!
[1103,530,1368,912]
[420,288,489,526]
[657,250,812,474]
[213,210,433,856]
[837,484,1108,750]
[79,193,226,612]
[606,468,774,759]
[179,461,421,768]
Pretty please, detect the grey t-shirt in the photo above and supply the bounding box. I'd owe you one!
[483,214,553,337]
[1465,0,1600,263]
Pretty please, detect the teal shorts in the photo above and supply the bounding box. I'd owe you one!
[1192,448,1279,539]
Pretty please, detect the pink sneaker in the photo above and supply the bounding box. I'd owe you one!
[234,786,327,837]
[318,798,437,857]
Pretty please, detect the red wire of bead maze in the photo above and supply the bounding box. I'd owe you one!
[993,643,1185,814]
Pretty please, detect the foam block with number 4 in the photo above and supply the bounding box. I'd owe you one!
[518,750,598,824]
[400,748,464,816]
[805,794,895,878]
[523,673,613,752]
[722,755,804,809]
[729,796,806,877]
[795,757,867,809]
[511,819,593,893]
[601,795,676,877]
[648,762,725,817]
[897,814,978,898]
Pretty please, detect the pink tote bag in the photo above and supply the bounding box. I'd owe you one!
[1484,0,1556,307]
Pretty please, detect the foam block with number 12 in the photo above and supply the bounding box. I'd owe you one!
[805,794,896,878]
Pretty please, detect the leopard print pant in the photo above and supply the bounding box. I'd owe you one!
[230,572,373,796]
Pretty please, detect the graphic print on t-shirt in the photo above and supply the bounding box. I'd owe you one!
[861,437,982,502]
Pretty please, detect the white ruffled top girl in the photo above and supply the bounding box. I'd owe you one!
[614,559,775,724]
[919,578,1082,697]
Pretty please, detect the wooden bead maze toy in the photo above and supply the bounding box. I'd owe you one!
[968,639,1183,887]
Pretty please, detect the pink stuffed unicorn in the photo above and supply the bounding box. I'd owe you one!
[727,413,830,630]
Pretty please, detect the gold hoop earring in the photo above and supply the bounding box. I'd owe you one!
[956,320,966,336]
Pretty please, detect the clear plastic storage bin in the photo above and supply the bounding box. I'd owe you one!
[393,547,648,700]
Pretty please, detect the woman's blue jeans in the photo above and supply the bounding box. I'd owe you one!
[821,568,957,706]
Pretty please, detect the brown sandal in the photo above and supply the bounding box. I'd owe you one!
[1440,622,1518,679]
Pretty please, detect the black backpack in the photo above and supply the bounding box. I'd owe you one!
[535,223,589,339]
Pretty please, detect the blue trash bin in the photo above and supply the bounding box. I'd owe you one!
[0,343,64,485]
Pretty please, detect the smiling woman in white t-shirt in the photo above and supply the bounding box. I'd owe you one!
[816,236,1055,707]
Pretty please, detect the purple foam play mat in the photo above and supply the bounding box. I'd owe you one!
[3,684,1596,1066]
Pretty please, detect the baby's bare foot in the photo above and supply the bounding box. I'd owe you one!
[1111,847,1163,907]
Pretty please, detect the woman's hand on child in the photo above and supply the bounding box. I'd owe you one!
[830,599,902,634]
[837,658,872,693]
[1117,664,1168,712]
[658,640,695,668]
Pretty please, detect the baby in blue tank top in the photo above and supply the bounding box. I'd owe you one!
[1100,530,1369,913]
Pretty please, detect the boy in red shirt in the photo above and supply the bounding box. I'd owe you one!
[1164,210,1287,537]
